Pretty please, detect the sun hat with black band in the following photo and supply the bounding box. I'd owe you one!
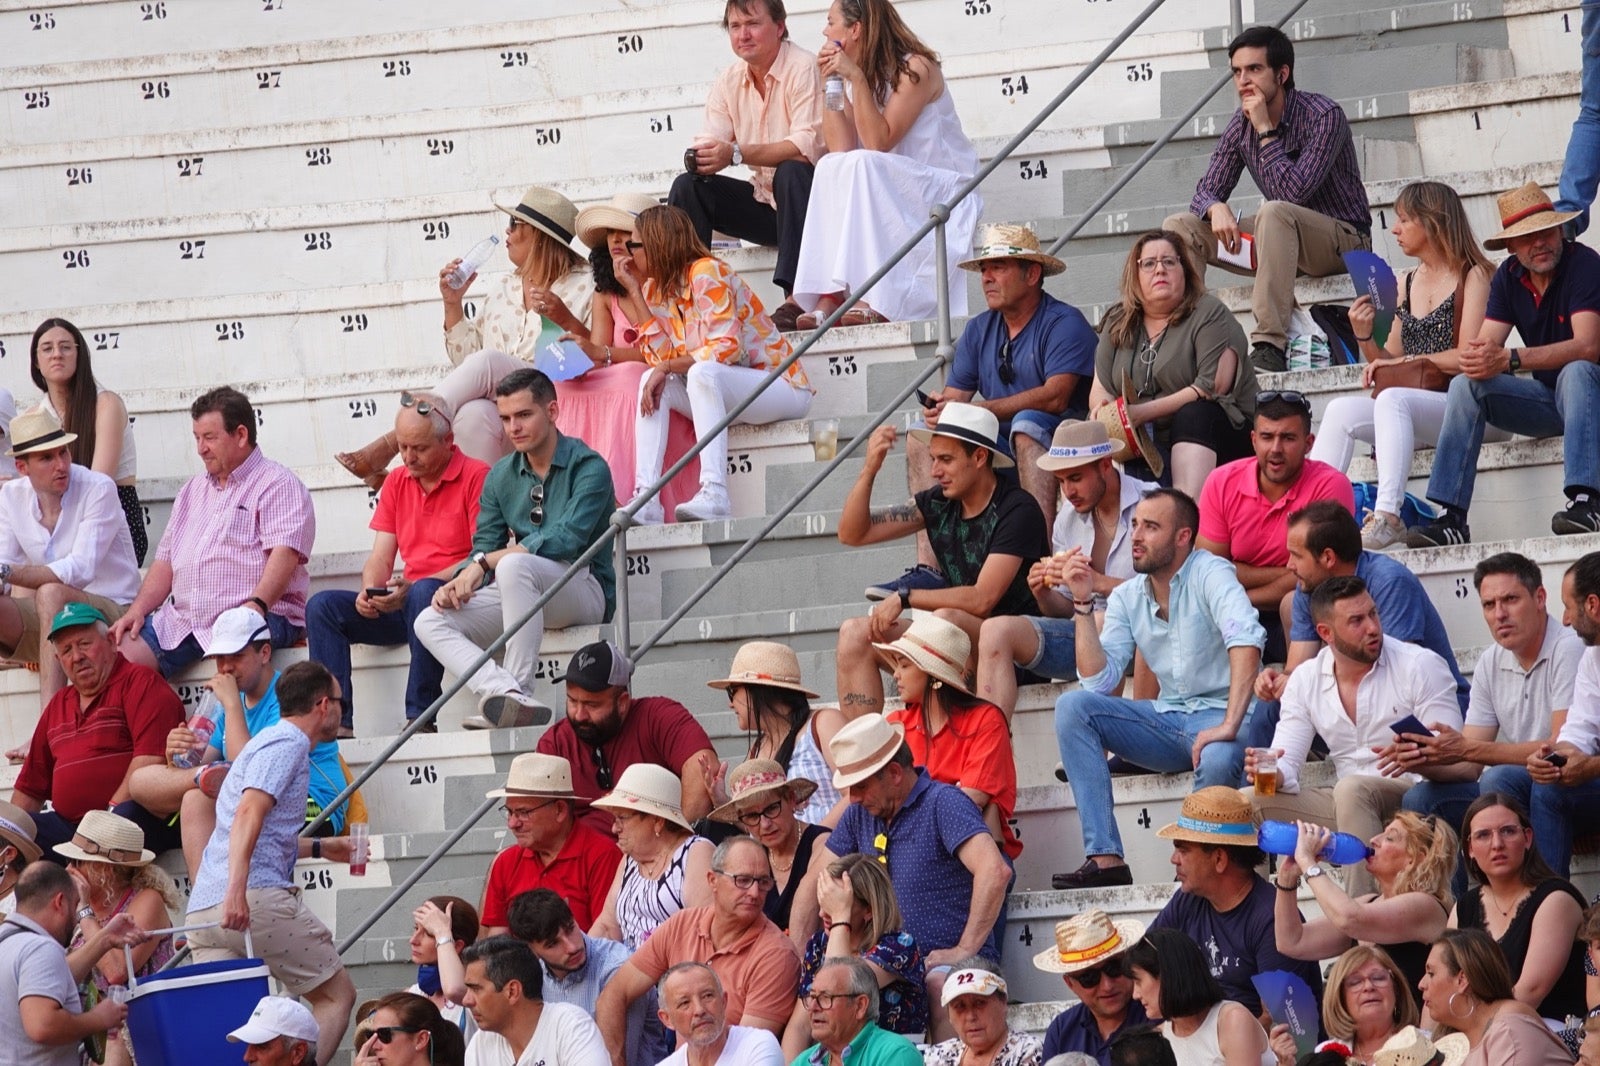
[493,185,580,249]
[5,409,78,458]
[907,402,1014,469]
[576,192,661,250]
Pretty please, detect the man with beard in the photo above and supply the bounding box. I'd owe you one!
[534,641,717,833]
[1529,551,1600,876]
[651,962,784,1066]
[1246,575,1473,895]
[1052,489,1265,890]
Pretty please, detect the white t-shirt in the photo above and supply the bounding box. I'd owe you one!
[465,1002,609,1066]
[654,1025,785,1066]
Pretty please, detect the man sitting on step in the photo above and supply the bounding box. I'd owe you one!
[1404,182,1600,547]
[415,368,616,729]
[461,935,609,1065]
[1164,24,1371,374]
[1035,910,1149,1066]
[1052,489,1264,890]
[835,403,1048,719]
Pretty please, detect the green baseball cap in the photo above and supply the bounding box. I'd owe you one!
[47,602,108,639]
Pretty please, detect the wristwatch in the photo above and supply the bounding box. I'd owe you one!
[77,906,96,923]
[1303,864,1327,880]
[731,142,743,167]
[897,587,912,610]
[1508,348,1523,373]
[471,551,492,575]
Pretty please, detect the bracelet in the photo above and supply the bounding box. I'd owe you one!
[77,906,97,923]
[246,596,269,615]
[826,921,852,931]
[1275,878,1300,892]
[1353,334,1373,342]
[436,935,454,947]
[1074,604,1095,617]
[311,839,322,860]
[603,345,614,366]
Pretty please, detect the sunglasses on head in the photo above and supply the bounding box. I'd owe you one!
[1255,389,1311,413]
[400,391,438,417]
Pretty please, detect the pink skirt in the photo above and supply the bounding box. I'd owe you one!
[556,362,700,516]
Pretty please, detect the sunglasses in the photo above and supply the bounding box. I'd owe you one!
[370,1026,421,1044]
[400,390,438,417]
[1071,959,1125,988]
[529,482,545,527]
[998,337,1016,386]
[625,240,645,253]
[593,745,614,791]
[1256,389,1311,412]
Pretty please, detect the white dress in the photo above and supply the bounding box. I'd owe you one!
[791,81,981,323]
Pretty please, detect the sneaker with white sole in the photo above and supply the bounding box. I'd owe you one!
[630,495,665,526]
[675,485,731,522]
[472,692,553,729]
[1359,510,1406,551]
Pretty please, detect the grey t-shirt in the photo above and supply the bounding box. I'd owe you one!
[0,914,83,1066]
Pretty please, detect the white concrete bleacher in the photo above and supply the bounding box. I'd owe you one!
[1,0,1596,1048]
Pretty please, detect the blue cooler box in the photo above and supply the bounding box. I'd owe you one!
[125,955,270,1066]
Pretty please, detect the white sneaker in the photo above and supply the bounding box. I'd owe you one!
[474,692,553,729]
[630,494,665,526]
[1360,510,1406,551]
[674,485,731,522]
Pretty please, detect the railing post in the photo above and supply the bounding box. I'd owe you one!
[933,215,954,372]
[612,519,631,660]
[1230,0,1242,39]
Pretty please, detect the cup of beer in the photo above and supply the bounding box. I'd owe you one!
[1253,748,1278,796]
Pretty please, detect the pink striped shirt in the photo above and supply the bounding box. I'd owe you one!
[152,447,316,648]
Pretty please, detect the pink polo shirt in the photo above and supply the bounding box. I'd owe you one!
[1197,457,1354,567]
[701,40,825,208]
[371,447,489,581]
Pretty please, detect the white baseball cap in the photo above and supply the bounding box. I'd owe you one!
[227,996,320,1045]
[205,606,272,657]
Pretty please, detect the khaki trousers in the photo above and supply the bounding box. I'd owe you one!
[1247,773,1408,897]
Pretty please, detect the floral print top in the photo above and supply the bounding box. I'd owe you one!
[638,257,812,392]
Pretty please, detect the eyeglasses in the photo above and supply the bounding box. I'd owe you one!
[998,337,1016,386]
[592,746,614,791]
[625,241,644,253]
[371,1026,421,1044]
[1342,971,1394,992]
[714,870,777,892]
[529,482,545,527]
[500,800,558,820]
[1071,960,1125,988]
[1468,823,1526,846]
[801,990,865,1010]
[1137,256,1182,273]
[1256,389,1311,412]
[736,799,786,827]
[400,390,437,417]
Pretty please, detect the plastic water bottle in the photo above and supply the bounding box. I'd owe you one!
[1258,820,1373,864]
[825,73,845,111]
[444,235,501,290]
[172,692,224,769]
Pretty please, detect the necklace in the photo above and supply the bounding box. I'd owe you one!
[1484,883,1526,918]
[1135,323,1168,398]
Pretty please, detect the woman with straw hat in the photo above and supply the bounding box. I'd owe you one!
[59,810,182,1066]
[875,615,1021,860]
[0,798,42,903]
[708,641,844,826]
[336,185,593,484]
[709,759,829,931]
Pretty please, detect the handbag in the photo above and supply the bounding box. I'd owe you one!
[1369,268,1466,397]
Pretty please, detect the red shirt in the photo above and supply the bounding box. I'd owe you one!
[1197,457,1354,568]
[372,447,490,581]
[629,906,801,1026]
[889,702,1023,860]
[480,817,621,930]
[16,655,184,821]
[537,696,714,836]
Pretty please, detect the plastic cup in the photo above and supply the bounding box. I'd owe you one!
[348,822,369,876]
[1253,749,1278,796]
[810,419,839,461]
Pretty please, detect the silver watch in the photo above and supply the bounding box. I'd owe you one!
[1303,863,1327,880]
[731,142,743,167]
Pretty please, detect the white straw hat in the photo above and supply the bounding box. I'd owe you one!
[827,714,907,790]
[486,753,582,801]
[873,615,973,695]
[590,763,693,832]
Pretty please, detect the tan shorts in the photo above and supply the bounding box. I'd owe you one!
[188,887,343,997]
[3,593,127,664]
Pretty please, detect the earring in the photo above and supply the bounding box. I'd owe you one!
[931,680,943,690]
[1446,990,1476,1018]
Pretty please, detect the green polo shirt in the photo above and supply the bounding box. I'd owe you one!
[793,1023,923,1066]
[472,433,616,620]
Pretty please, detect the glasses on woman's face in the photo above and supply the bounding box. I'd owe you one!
[371,1026,421,1044]
[1469,823,1525,846]
[737,799,786,827]
[1342,970,1393,992]
[625,240,645,253]
[1137,256,1182,273]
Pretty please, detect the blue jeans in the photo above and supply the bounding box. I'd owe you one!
[140,612,302,678]
[1530,776,1600,878]
[1558,2,1600,233]
[306,581,445,729]
[1425,362,1600,510]
[1055,691,1246,857]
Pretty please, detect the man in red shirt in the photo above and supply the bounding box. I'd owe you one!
[12,603,185,857]
[536,642,718,833]
[479,753,620,936]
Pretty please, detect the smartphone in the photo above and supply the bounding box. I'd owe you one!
[1546,751,1569,767]
[1389,714,1433,738]
[364,587,389,599]
[915,388,939,409]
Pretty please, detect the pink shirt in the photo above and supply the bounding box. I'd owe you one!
[701,40,825,208]
[152,447,316,647]
[371,447,489,581]
[1197,456,1354,567]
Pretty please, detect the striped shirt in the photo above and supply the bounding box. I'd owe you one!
[1189,88,1370,232]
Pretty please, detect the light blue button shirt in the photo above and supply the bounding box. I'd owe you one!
[1082,548,1265,711]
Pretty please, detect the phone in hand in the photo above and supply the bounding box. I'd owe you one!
[915,389,939,409]
[364,587,389,600]
[1546,751,1569,767]
[683,147,700,175]
[1389,714,1433,738]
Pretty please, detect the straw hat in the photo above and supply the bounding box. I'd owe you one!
[576,192,661,249]
[907,402,1014,469]
[1372,1027,1468,1066]
[872,614,973,695]
[708,759,819,824]
[1094,377,1165,479]
[828,714,907,790]
[958,223,1066,277]
[485,753,581,801]
[5,409,77,458]
[493,185,579,248]
[1037,419,1116,472]
[1156,786,1259,846]
[53,810,154,866]
[1032,909,1146,975]
[0,799,42,863]
[590,763,693,832]
[1483,181,1578,251]
[707,641,818,698]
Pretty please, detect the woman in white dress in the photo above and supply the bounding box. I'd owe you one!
[791,0,982,327]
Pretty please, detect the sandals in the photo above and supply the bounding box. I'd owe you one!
[335,432,398,491]
[793,304,889,333]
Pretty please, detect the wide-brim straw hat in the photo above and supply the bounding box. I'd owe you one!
[907,402,1015,469]
[958,222,1066,277]
[1095,377,1165,480]
[5,409,77,458]
[0,799,42,863]
[1033,909,1145,974]
[708,759,819,824]
[1373,1026,1469,1066]
[590,763,693,832]
[707,641,818,698]
[1156,786,1259,845]
[576,192,660,249]
[493,185,579,249]
[872,614,974,696]
[1037,419,1116,472]
[828,714,907,790]
[53,809,154,866]
[1483,181,1578,250]
[485,752,582,801]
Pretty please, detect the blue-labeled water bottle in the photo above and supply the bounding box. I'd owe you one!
[1258,820,1373,864]
[171,692,224,769]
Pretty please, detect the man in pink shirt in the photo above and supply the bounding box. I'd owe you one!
[669,0,824,328]
[109,387,316,677]
[1197,390,1354,660]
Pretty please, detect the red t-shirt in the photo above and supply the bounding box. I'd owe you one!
[16,655,184,821]
[537,696,714,835]
[1197,456,1354,568]
[479,817,621,930]
[372,447,490,581]
[888,702,1022,860]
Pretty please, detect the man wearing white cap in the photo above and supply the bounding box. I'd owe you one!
[0,409,140,710]
[836,403,1048,719]
[225,995,319,1066]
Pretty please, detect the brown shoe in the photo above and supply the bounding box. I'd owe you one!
[770,299,803,332]
[336,432,398,491]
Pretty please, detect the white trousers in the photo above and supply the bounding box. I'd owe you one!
[634,361,811,494]
[414,553,604,699]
